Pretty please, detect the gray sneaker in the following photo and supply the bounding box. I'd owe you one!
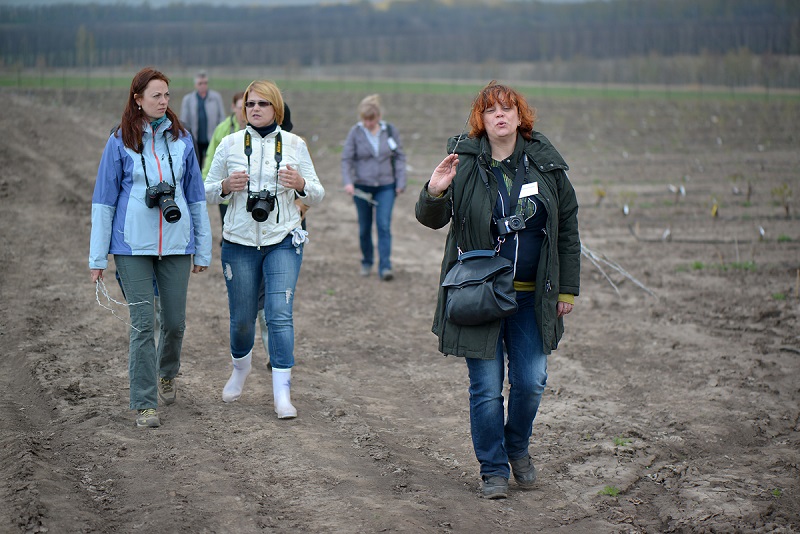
[158,377,176,405]
[360,265,371,277]
[135,409,160,428]
[509,456,537,488]
[481,476,508,499]
[380,269,394,281]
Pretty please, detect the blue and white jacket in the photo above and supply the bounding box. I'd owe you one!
[89,119,212,270]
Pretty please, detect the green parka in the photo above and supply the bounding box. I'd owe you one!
[415,131,581,359]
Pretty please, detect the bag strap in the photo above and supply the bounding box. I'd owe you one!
[457,159,504,257]
[386,122,397,181]
[457,249,496,261]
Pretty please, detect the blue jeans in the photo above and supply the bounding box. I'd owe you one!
[354,184,395,274]
[114,254,191,410]
[221,235,302,370]
[465,291,548,479]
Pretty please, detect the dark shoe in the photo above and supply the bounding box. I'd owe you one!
[481,476,508,499]
[135,409,160,428]
[158,377,176,405]
[510,456,537,488]
[380,269,394,281]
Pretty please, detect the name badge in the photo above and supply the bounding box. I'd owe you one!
[520,182,539,198]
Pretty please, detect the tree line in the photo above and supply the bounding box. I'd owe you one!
[1,0,798,87]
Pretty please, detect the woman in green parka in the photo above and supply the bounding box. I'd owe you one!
[415,81,580,499]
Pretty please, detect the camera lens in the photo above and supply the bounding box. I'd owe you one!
[251,200,269,222]
[161,197,181,223]
[509,217,524,231]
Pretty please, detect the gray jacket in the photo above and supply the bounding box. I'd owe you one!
[179,89,226,150]
[341,121,407,191]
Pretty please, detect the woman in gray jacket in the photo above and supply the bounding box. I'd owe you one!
[341,94,406,281]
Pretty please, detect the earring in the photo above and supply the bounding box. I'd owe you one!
[138,105,142,111]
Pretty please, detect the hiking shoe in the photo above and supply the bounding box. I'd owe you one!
[135,409,160,428]
[510,456,538,488]
[158,377,176,405]
[380,269,394,281]
[481,476,508,499]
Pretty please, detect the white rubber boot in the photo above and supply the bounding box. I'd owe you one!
[272,368,297,419]
[222,351,252,403]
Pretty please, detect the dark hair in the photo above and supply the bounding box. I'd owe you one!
[232,91,245,105]
[468,80,536,141]
[118,67,187,152]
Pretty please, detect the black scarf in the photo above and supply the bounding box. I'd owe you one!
[248,122,278,138]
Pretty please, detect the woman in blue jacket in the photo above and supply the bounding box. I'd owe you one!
[89,67,212,428]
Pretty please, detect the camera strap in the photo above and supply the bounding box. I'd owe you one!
[492,154,528,218]
[244,130,283,223]
[139,130,177,189]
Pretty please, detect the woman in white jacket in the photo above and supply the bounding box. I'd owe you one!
[205,80,324,418]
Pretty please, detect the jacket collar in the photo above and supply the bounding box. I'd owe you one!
[245,123,281,138]
[448,130,568,172]
[143,117,173,137]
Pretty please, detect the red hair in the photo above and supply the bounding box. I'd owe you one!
[468,81,536,141]
[118,67,186,152]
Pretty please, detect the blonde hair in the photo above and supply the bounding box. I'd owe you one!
[358,94,382,121]
[242,80,285,126]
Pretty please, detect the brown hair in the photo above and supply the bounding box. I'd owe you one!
[118,67,186,152]
[468,81,536,141]
[232,91,245,105]
[242,80,284,126]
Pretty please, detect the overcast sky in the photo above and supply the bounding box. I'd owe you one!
[0,0,581,6]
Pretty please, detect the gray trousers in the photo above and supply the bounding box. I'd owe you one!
[115,254,191,410]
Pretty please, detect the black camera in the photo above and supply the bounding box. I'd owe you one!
[246,190,276,222]
[145,181,181,223]
[496,214,526,235]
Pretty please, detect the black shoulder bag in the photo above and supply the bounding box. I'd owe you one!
[441,160,519,326]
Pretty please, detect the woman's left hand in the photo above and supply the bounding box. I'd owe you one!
[278,164,306,193]
[557,301,573,317]
[192,265,208,274]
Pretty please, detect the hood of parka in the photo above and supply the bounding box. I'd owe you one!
[446,131,569,173]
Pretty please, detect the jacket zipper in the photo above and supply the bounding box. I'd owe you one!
[150,125,165,258]
[256,135,267,250]
[539,191,553,293]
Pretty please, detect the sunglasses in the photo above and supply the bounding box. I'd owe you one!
[245,100,272,109]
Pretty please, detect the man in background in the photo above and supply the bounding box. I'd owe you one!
[180,70,226,170]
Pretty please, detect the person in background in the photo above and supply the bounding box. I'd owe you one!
[204,80,324,419]
[203,91,246,236]
[415,81,580,499]
[90,67,212,428]
[180,70,226,171]
[341,94,406,281]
